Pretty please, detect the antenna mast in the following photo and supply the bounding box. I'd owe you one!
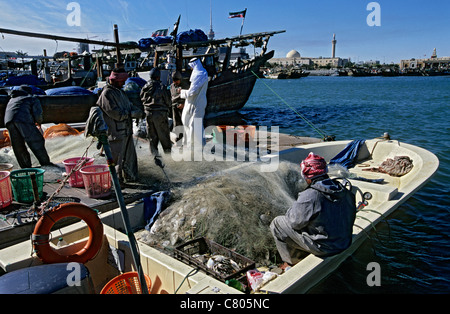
[208,0,215,40]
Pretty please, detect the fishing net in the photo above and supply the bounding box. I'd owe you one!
[0,130,10,149]
[362,156,414,177]
[138,161,307,265]
[43,124,82,139]
[0,134,101,181]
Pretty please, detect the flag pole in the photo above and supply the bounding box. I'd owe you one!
[240,8,247,37]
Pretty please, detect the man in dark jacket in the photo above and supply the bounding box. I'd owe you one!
[97,68,144,183]
[4,85,52,168]
[140,68,172,159]
[270,153,356,265]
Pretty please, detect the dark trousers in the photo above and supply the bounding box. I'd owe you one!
[146,111,172,157]
[172,105,183,128]
[109,132,139,182]
[6,121,51,169]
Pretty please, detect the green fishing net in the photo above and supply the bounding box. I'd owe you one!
[138,161,306,265]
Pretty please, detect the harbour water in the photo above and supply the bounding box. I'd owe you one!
[241,76,450,293]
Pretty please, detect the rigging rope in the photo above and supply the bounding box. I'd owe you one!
[251,70,335,141]
[80,61,97,87]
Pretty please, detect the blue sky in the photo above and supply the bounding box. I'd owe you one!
[0,0,449,63]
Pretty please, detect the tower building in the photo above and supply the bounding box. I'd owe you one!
[208,0,215,40]
[332,34,337,58]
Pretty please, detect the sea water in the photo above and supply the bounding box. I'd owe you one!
[241,76,450,293]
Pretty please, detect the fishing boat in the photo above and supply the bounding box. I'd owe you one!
[0,24,285,126]
[266,69,310,80]
[285,69,310,79]
[0,133,439,294]
[259,137,439,293]
[348,68,373,77]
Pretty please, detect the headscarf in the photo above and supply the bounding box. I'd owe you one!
[188,58,208,91]
[109,69,129,82]
[301,152,328,180]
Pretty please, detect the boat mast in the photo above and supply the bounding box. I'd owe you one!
[0,27,136,50]
[113,24,123,68]
[170,15,183,73]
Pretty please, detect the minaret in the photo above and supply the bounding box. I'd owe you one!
[431,48,437,59]
[332,34,337,58]
[208,0,215,40]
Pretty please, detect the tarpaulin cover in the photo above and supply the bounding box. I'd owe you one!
[138,29,208,49]
[0,75,46,87]
[11,85,46,95]
[176,29,208,44]
[138,36,173,49]
[329,139,366,169]
[0,263,90,294]
[45,86,93,96]
[126,77,147,88]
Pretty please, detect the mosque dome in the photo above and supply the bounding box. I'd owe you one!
[286,50,301,58]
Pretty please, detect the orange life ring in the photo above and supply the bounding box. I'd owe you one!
[32,203,104,264]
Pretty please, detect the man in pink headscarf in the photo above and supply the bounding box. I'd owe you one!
[270,153,356,266]
[97,68,144,183]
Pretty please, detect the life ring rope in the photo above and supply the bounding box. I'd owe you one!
[32,203,104,264]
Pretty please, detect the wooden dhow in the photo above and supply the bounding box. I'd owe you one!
[0,23,285,126]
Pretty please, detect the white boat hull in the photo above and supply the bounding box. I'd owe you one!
[0,137,439,294]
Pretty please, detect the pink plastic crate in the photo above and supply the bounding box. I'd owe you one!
[0,171,13,210]
[80,165,112,199]
[63,157,95,188]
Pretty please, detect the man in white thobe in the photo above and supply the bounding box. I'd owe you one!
[180,58,208,150]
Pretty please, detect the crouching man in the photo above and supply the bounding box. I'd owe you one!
[270,153,356,266]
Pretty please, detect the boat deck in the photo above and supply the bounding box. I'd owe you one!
[0,176,155,250]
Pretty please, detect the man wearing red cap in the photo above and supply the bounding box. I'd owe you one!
[270,153,356,266]
[97,68,144,183]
